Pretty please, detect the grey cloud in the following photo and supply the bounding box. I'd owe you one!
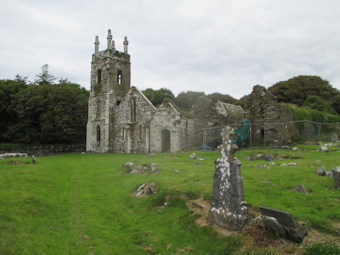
[1,0,340,99]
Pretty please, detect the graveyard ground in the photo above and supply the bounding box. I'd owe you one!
[0,144,339,254]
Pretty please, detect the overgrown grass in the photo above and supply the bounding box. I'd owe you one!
[0,145,339,254]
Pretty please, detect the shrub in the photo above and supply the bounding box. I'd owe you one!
[302,95,337,115]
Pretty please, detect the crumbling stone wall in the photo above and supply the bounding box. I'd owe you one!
[113,87,156,153]
[150,102,195,152]
[243,85,294,146]
[192,96,245,148]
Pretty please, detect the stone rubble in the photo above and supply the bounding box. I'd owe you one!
[259,206,307,243]
[294,184,308,194]
[135,183,157,197]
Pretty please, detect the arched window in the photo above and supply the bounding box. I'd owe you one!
[117,70,122,85]
[130,98,136,122]
[97,125,101,142]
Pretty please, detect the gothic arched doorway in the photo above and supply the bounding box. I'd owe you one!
[161,129,170,152]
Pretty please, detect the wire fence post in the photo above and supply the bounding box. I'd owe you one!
[318,123,321,142]
[249,121,252,148]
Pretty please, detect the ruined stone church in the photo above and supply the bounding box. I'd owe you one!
[86,30,244,153]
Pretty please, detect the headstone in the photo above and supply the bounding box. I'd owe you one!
[255,164,269,169]
[209,126,249,230]
[151,163,159,174]
[332,167,340,189]
[190,153,196,159]
[130,166,149,174]
[136,184,146,197]
[288,162,297,166]
[259,206,299,228]
[259,206,307,243]
[294,184,308,194]
[135,183,157,197]
[325,171,333,177]
[124,162,134,168]
[330,133,339,143]
[32,155,36,164]
[0,154,4,160]
[256,154,274,161]
[317,166,326,176]
[245,155,253,161]
[320,145,329,152]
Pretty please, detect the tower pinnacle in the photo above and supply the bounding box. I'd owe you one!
[124,36,129,54]
[107,29,112,50]
[94,36,100,54]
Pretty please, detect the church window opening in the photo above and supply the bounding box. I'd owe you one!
[117,70,122,85]
[97,125,101,142]
[116,100,121,105]
[97,69,101,84]
[161,129,171,152]
[131,98,136,122]
[122,128,125,141]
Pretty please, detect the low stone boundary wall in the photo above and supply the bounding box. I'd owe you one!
[0,144,85,156]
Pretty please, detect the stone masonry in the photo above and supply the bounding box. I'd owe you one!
[243,85,294,146]
[86,30,244,153]
[209,126,249,230]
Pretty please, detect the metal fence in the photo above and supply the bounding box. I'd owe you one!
[202,120,340,150]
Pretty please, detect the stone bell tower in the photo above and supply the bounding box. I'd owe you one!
[86,29,131,152]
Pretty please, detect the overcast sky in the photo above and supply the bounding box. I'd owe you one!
[1,0,340,99]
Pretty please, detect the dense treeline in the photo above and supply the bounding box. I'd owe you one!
[142,88,238,112]
[0,66,89,144]
[268,75,340,114]
[143,75,340,117]
[2,69,339,145]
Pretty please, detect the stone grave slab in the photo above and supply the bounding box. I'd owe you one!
[259,206,299,228]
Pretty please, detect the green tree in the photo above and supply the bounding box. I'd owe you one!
[142,88,175,107]
[174,91,205,112]
[0,76,89,144]
[34,64,57,85]
[208,92,238,105]
[268,75,340,113]
[0,80,28,142]
[302,95,337,115]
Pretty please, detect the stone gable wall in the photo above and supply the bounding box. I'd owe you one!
[243,85,295,146]
[112,87,156,153]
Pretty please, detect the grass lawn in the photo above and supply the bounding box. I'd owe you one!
[0,144,339,254]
